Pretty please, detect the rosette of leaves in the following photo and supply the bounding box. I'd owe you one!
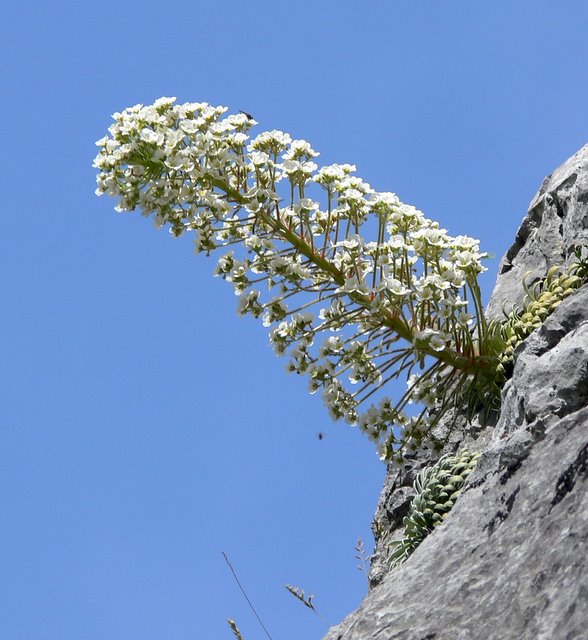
[387,449,480,567]
[493,245,588,380]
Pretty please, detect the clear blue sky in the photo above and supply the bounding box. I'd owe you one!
[2,2,587,639]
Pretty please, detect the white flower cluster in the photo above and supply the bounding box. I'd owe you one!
[94,98,489,464]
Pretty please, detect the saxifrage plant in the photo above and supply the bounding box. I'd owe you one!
[93,97,587,464]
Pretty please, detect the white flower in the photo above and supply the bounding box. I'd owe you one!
[298,198,319,211]
[379,276,410,297]
[314,164,346,186]
[153,96,177,108]
[180,119,200,134]
[249,151,270,166]
[457,311,473,326]
[415,328,448,352]
[140,128,164,145]
[451,235,480,250]
[283,159,317,178]
[249,130,292,153]
[283,139,319,160]
[410,226,448,251]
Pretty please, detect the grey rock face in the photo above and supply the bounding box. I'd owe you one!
[486,143,588,320]
[325,146,588,640]
[367,411,493,589]
[369,373,501,588]
[325,286,588,640]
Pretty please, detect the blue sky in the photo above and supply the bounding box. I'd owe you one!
[2,2,587,639]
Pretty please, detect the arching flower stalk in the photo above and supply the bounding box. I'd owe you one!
[94,97,499,464]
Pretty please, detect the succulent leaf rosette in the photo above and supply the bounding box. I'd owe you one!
[387,449,480,567]
[93,97,585,463]
[493,251,588,378]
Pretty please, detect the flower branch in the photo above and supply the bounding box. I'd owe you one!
[94,97,502,464]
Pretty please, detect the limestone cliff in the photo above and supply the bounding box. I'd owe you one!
[324,144,588,640]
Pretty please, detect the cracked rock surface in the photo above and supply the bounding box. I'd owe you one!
[324,145,588,640]
[486,143,588,320]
